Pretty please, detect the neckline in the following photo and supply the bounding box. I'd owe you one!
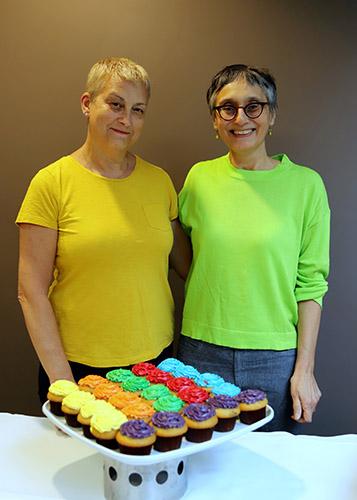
[67,154,140,182]
[224,153,287,180]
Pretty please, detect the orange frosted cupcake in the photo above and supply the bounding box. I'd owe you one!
[93,382,122,401]
[108,392,142,410]
[121,401,155,423]
[78,375,107,393]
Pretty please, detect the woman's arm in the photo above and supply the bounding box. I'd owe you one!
[169,219,192,280]
[290,299,322,423]
[17,223,74,383]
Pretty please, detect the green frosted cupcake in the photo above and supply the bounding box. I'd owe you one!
[153,395,185,412]
[141,384,171,403]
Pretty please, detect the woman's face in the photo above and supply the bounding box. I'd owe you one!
[213,79,275,155]
[83,78,148,151]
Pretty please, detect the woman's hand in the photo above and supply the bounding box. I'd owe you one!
[290,369,321,423]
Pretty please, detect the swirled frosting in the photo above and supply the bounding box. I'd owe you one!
[207,395,239,409]
[183,403,216,421]
[236,389,267,404]
[211,382,241,397]
[153,395,184,412]
[166,377,196,392]
[121,376,150,392]
[108,392,141,409]
[121,401,155,420]
[141,384,171,400]
[151,411,186,429]
[120,419,155,439]
[78,375,107,389]
[106,369,135,383]
[200,373,225,387]
[90,410,127,433]
[48,380,78,397]
[93,382,122,400]
[131,362,157,376]
[79,399,115,419]
[178,386,209,403]
[146,369,174,384]
[62,390,94,410]
[157,358,185,374]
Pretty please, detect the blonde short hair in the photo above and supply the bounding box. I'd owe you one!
[85,57,151,100]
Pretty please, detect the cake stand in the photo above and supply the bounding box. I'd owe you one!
[43,401,273,500]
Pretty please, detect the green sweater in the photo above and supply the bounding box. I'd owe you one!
[179,153,330,350]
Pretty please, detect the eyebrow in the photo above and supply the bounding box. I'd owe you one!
[218,97,263,106]
[107,93,147,106]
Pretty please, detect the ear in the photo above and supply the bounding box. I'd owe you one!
[80,92,91,116]
[269,110,276,127]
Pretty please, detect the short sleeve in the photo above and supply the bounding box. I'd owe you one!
[295,178,330,306]
[178,169,193,236]
[16,168,59,229]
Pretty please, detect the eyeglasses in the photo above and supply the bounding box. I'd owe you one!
[214,102,269,121]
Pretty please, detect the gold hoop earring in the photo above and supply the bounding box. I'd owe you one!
[268,128,273,136]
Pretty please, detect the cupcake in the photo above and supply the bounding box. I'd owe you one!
[131,362,157,376]
[90,410,127,449]
[61,390,95,427]
[153,395,185,413]
[108,392,142,410]
[208,395,240,432]
[151,412,188,452]
[77,399,116,438]
[183,403,218,442]
[47,380,79,416]
[121,401,155,422]
[121,375,150,394]
[211,382,241,397]
[93,382,122,400]
[78,374,107,393]
[236,389,268,424]
[141,384,171,403]
[178,386,210,404]
[116,420,156,455]
[106,368,135,384]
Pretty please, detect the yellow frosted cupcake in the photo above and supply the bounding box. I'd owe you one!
[47,380,79,416]
[77,399,116,439]
[61,391,95,427]
[90,410,127,449]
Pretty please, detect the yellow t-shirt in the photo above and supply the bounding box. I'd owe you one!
[17,155,177,366]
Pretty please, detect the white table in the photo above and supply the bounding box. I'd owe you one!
[1,413,356,499]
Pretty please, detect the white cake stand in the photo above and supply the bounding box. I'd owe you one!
[43,401,273,499]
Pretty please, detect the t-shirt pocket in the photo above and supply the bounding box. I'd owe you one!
[143,203,171,231]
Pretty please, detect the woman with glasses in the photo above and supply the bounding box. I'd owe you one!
[178,64,330,431]
[17,57,190,404]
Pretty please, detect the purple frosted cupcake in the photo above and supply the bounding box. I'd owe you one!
[151,412,188,452]
[208,395,241,432]
[183,403,218,443]
[116,420,156,455]
[236,389,268,424]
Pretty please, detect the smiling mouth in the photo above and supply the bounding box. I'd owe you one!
[110,128,130,135]
[230,129,255,136]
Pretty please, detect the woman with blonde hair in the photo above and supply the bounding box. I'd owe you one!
[17,57,189,403]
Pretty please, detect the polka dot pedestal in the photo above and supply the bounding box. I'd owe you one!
[103,456,187,499]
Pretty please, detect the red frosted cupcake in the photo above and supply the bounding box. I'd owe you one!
[166,377,196,393]
[131,362,157,376]
[178,385,210,404]
[146,368,174,385]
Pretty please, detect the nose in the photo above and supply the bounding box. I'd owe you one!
[234,107,248,123]
[118,108,132,128]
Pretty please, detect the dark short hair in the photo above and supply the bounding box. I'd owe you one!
[206,64,277,114]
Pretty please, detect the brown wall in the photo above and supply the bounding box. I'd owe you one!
[1,0,356,434]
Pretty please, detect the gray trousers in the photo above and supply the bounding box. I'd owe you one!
[177,335,300,433]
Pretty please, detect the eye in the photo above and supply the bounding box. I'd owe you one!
[246,103,261,113]
[132,107,145,116]
[110,102,124,110]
